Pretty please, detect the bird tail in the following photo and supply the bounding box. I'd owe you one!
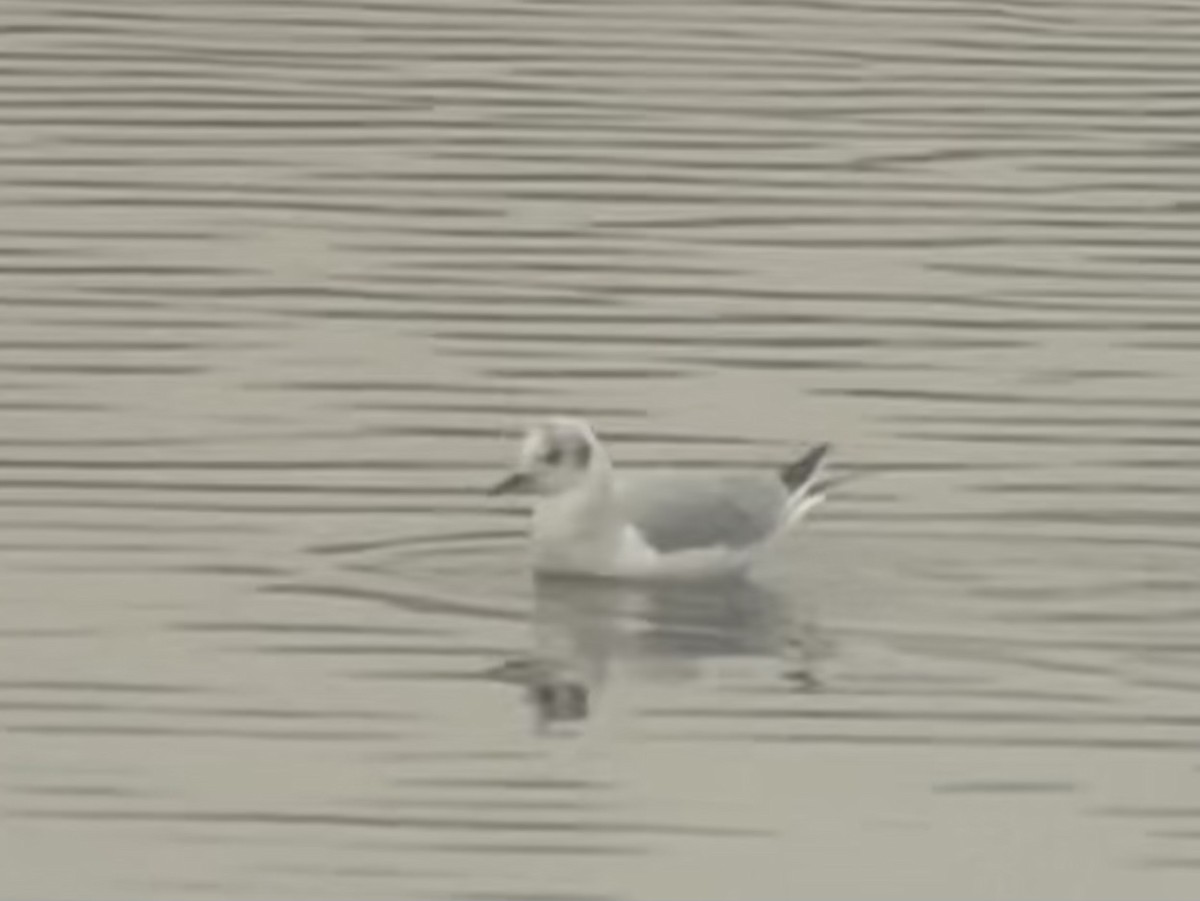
[778,443,832,526]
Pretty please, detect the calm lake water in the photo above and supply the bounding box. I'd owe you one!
[3,0,1200,897]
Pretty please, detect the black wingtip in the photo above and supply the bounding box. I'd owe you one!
[779,442,831,493]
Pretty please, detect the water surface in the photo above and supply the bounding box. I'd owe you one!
[3,0,1200,897]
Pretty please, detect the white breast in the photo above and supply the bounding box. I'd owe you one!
[530,488,625,575]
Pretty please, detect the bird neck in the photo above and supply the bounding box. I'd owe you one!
[532,464,624,564]
[552,464,617,522]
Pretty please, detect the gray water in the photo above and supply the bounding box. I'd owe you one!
[3,0,1200,897]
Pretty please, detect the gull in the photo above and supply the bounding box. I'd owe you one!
[489,417,830,580]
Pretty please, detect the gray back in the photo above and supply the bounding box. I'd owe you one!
[615,471,787,553]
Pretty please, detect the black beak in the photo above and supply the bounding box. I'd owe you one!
[487,472,530,496]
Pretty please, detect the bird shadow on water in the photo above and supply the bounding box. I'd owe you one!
[301,532,833,735]
[484,575,830,734]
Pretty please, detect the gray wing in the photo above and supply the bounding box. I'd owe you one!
[615,471,788,553]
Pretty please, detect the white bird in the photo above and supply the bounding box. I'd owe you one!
[488,417,830,581]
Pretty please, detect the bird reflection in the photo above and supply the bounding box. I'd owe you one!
[486,576,827,731]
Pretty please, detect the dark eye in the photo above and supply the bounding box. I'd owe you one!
[543,445,563,465]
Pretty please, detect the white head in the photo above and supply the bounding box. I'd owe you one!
[488,417,608,498]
